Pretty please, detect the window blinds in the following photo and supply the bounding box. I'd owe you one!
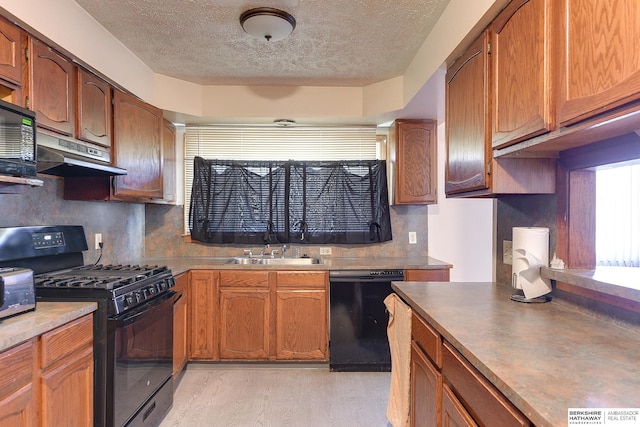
[596,163,640,267]
[184,125,379,234]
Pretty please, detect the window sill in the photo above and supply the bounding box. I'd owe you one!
[541,266,640,305]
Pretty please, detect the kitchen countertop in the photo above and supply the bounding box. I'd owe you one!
[392,281,640,427]
[143,256,452,276]
[0,302,97,353]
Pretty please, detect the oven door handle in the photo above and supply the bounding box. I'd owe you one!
[114,290,176,326]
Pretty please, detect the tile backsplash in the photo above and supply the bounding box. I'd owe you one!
[0,176,145,264]
[144,203,430,259]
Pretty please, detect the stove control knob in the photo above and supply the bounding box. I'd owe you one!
[135,291,142,303]
[125,293,135,306]
[148,285,157,295]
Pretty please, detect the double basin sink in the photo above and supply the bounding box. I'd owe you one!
[228,256,321,265]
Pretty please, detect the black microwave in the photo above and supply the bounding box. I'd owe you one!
[0,99,36,177]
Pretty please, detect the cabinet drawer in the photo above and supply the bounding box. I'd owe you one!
[220,271,269,288]
[0,339,35,398]
[442,341,529,427]
[40,315,93,370]
[412,313,442,368]
[276,271,326,288]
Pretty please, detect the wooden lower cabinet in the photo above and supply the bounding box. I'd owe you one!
[189,270,218,360]
[219,288,271,359]
[40,347,93,427]
[410,313,530,427]
[411,341,442,427]
[0,315,94,427]
[188,269,328,362]
[40,315,94,427]
[173,272,189,380]
[0,339,37,427]
[442,383,477,427]
[405,269,450,282]
[275,271,328,360]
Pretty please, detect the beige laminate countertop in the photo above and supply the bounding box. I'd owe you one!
[0,302,97,353]
[392,281,640,427]
[143,256,452,276]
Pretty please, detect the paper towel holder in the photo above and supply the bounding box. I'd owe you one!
[511,227,553,303]
[510,283,552,303]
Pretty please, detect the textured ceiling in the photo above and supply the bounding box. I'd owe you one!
[73,0,451,87]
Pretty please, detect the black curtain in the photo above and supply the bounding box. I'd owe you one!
[189,157,392,245]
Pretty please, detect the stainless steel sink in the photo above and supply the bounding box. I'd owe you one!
[254,257,320,265]
[227,257,321,265]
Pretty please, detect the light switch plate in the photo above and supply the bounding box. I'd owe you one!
[319,247,332,255]
[503,240,512,264]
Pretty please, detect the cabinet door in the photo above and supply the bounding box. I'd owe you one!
[161,119,176,202]
[442,384,477,427]
[0,340,36,427]
[411,342,442,427]
[40,346,93,427]
[189,270,218,360]
[173,272,189,379]
[29,38,76,136]
[113,89,163,199]
[491,0,554,148]
[219,288,270,360]
[275,289,327,360]
[76,68,112,147]
[557,0,640,125]
[0,15,23,86]
[445,32,491,195]
[394,120,437,204]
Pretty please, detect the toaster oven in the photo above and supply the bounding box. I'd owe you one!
[0,268,36,320]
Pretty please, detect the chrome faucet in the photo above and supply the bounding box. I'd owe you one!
[259,244,270,256]
[280,244,288,258]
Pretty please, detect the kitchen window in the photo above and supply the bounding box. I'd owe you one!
[596,163,640,267]
[185,126,391,243]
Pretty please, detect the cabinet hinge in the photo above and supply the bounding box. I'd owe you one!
[487,41,491,55]
[25,96,30,109]
[487,162,492,175]
[24,46,29,61]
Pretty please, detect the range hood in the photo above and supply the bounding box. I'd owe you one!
[36,132,127,177]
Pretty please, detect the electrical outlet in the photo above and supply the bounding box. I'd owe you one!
[95,233,103,250]
[319,247,332,256]
[503,240,512,265]
[409,231,417,244]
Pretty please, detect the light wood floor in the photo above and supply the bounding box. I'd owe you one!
[160,364,392,427]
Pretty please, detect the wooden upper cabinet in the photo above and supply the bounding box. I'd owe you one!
[445,32,491,196]
[0,15,25,106]
[76,68,112,147]
[491,0,555,149]
[29,37,76,136]
[391,119,437,205]
[0,15,23,86]
[161,119,176,202]
[113,89,163,199]
[557,0,640,126]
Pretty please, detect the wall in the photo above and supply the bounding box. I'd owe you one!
[0,176,145,265]
[144,203,430,259]
[495,194,557,285]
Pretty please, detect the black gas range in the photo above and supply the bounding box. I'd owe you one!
[35,263,175,316]
[0,226,175,427]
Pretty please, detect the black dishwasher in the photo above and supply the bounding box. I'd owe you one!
[329,269,404,372]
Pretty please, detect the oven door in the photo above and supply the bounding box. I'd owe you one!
[109,291,175,427]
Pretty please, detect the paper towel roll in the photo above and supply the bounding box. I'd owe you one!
[512,227,551,299]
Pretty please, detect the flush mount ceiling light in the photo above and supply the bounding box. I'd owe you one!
[273,119,296,127]
[240,7,296,42]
